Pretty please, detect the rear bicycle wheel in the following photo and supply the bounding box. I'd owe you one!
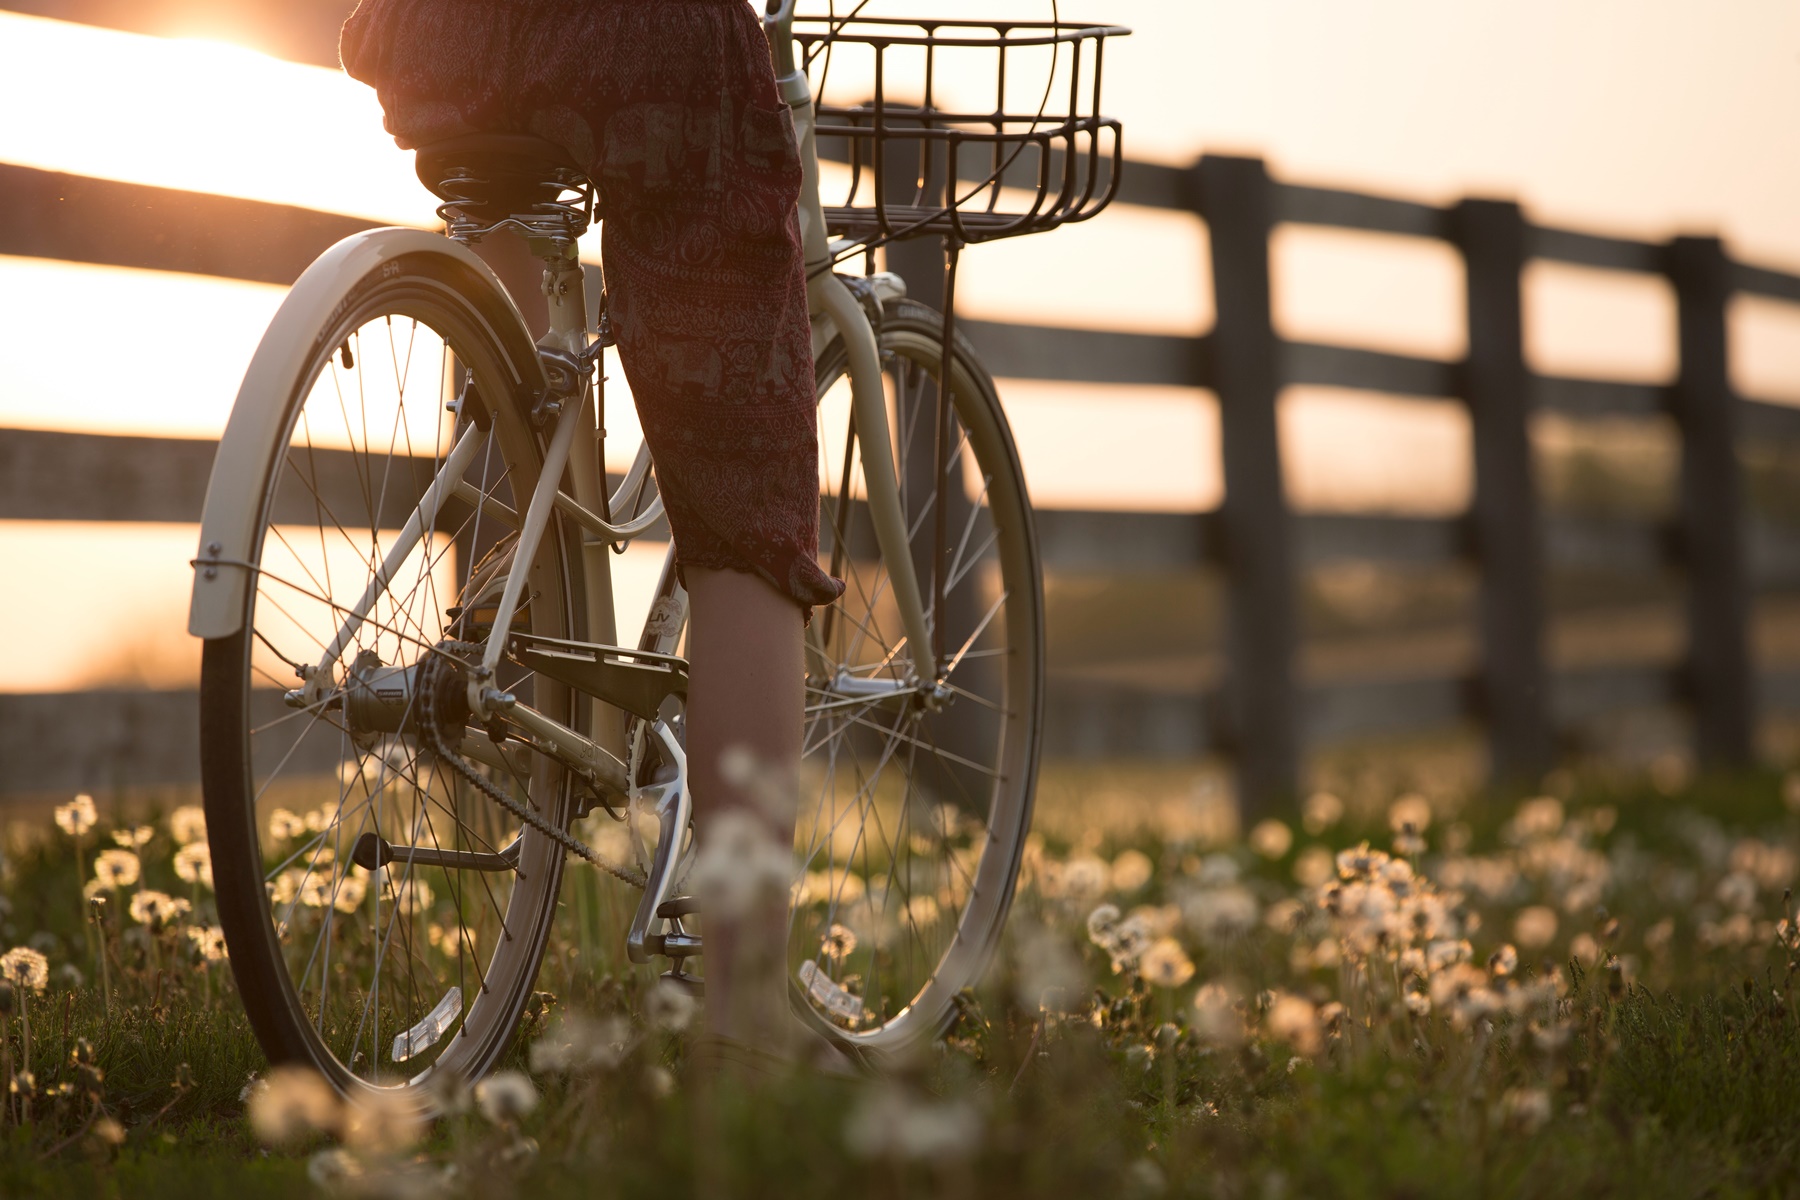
[198,240,583,1100]
[792,297,1044,1055]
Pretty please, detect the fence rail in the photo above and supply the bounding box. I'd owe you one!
[5,150,1800,808]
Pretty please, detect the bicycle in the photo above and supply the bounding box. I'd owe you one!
[187,1,1126,1102]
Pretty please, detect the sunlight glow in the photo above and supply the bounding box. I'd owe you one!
[0,11,432,225]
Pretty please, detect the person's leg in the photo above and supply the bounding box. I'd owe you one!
[682,565,804,1051]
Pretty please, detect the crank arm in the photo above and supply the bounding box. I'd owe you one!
[626,719,693,964]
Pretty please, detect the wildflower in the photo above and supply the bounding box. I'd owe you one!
[1498,1087,1552,1135]
[1013,923,1084,1012]
[92,849,141,890]
[168,805,207,846]
[111,825,153,850]
[1388,792,1433,833]
[333,871,368,913]
[173,843,213,889]
[54,794,96,838]
[528,1013,631,1074]
[392,878,434,916]
[1265,993,1321,1055]
[1513,905,1559,950]
[1057,854,1111,903]
[1248,819,1293,859]
[473,1070,538,1124]
[91,1116,126,1147]
[1716,871,1758,913]
[1645,917,1675,953]
[1086,904,1122,945]
[1292,846,1336,889]
[1507,796,1564,842]
[0,947,49,994]
[1487,943,1519,978]
[1192,983,1244,1045]
[307,1149,363,1191]
[339,1087,426,1152]
[1103,912,1155,973]
[844,1082,984,1161]
[904,895,940,927]
[268,809,307,841]
[645,981,698,1033]
[1138,938,1196,988]
[687,810,794,919]
[128,891,190,928]
[186,926,228,962]
[248,1065,341,1145]
[1302,791,1344,834]
[1179,884,1260,945]
[820,923,858,962]
[1335,843,1390,882]
[643,1064,675,1099]
[1111,849,1155,893]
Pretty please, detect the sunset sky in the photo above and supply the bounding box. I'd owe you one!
[1,2,1797,690]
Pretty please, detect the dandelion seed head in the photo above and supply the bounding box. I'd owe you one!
[820,923,858,962]
[1110,848,1155,893]
[646,981,698,1033]
[128,890,190,928]
[111,825,153,850]
[1265,994,1321,1055]
[473,1070,538,1123]
[844,1083,984,1162]
[186,925,228,962]
[168,805,207,846]
[688,810,795,919]
[1388,793,1433,834]
[1302,791,1344,834]
[1499,1087,1552,1134]
[527,1014,631,1075]
[1249,819,1293,860]
[1512,905,1559,950]
[173,843,213,889]
[92,849,141,890]
[248,1065,340,1145]
[0,947,48,994]
[53,794,96,838]
[268,809,307,842]
[1292,846,1336,889]
[1138,938,1196,988]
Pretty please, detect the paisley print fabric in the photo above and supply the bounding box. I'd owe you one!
[340,0,845,612]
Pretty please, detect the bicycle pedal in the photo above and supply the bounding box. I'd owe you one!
[656,895,701,920]
[659,970,703,999]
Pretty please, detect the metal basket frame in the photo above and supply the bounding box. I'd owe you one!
[795,15,1129,249]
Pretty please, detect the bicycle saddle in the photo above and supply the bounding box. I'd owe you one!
[414,133,592,224]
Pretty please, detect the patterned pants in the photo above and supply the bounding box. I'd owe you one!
[341,0,844,611]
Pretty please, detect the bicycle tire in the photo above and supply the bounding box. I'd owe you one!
[790,297,1044,1056]
[199,235,584,1101]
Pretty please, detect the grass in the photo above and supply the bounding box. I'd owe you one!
[6,763,1800,1197]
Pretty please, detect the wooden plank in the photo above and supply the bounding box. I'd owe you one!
[1552,663,1681,725]
[1669,235,1755,764]
[1296,514,1464,567]
[0,428,665,541]
[1740,398,1800,442]
[1542,516,1670,575]
[1456,198,1553,779]
[1041,683,1215,759]
[1304,675,1471,744]
[1532,374,1670,419]
[1734,262,1800,305]
[1034,509,1216,572]
[1277,184,1451,240]
[0,163,378,286]
[1283,341,1458,399]
[1193,155,1299,812]
[961,320,1206,388]
[1530,227,1666,275]
[0,687,337,795]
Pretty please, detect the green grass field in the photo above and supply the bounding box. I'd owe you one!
[4,762,1800,1198]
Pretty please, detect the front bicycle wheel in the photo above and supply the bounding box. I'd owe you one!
[792,297,1044,1055]
[199,239,583,1100]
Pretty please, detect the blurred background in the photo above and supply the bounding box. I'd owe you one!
[3,0,1800,806]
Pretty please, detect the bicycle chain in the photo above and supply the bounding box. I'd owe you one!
[418,648,647,890]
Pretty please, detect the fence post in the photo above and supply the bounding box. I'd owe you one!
[1668,235,1755,766]
[1453,199,1553,781]
[1194,155,1297,815]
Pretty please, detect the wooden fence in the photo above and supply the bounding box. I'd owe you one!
[4,151,1800,810]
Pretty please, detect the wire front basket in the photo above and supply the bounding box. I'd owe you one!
[795,15,1129,250]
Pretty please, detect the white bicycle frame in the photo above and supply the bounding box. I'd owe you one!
[187,0,935,948]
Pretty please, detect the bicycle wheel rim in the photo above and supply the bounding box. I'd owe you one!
[201,256,579,1098]
[792,299,1044,1054]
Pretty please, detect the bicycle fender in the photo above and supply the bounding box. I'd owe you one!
[188,227,538,639]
